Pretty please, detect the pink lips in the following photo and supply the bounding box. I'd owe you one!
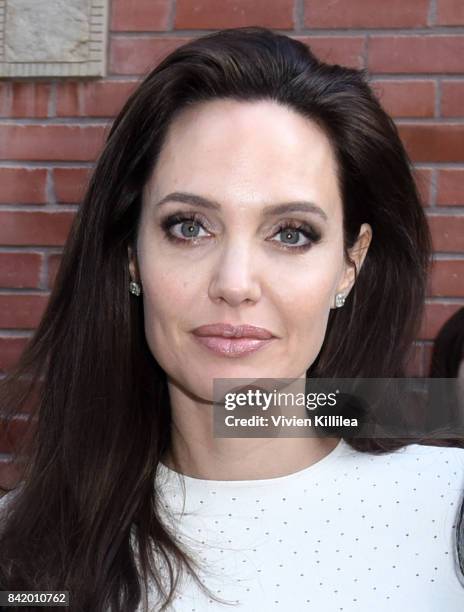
[191,323,276,357]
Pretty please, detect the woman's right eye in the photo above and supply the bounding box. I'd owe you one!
[172,219,208,239]
[160,213,211,245]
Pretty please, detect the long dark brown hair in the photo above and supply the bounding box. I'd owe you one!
[0,26,458,611]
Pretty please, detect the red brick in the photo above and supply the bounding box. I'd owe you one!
[47,254,62,289]
[414,168,433,206]
[371,80,435,118]
[0,85,9,116]
[404,342,424,377]
[0,416,35,454]
[55,82,80,117]
[428,260,464,297]
[296,36,365,70]
[0,211,75,246]
[441,82,464,117]
[0,168,47,204]
[437,169,464,206]
[369,36,464,74]
[175,0,294,29]
[0,458,26,489]
[0,336,30,373]
[0,82,50,118]
[0,295,48,330]
[436,0,464,25]
[0,253,43,288]
[419,302,464,340]
[56,81,138,117]
[53,168,92,204]
[111,0,171,31]
[304,0,428,28]
[0,125,107,162]
[109,36,190,75]
[398,124,464,163]
[427,214,464,252]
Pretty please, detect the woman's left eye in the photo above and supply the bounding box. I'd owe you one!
[271,224,315,250]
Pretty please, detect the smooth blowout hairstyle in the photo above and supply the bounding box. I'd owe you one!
[1,25,459,611]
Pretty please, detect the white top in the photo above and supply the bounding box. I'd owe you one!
[148,438,464,612]
[2,440,464,611]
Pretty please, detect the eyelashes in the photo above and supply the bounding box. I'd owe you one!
[159,211,322,252]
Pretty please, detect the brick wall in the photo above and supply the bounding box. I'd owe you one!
[0,1,463,478]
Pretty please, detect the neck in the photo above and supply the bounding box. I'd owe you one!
[161,376,341,480]
[162,428,341,481]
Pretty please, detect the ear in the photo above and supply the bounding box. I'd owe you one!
[336,222,373,298]
[127,244,140,283]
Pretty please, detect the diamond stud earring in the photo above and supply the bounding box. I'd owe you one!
[129,281,142,296]
[335,293,346,308]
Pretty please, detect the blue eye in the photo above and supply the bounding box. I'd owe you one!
[161,213,207,241]
[177,219,205,239]
[272,223,319,249]
[160,212,322,252]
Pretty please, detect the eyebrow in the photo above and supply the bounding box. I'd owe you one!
[154,191,328,223]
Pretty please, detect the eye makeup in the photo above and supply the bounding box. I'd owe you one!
[158,211,323,253]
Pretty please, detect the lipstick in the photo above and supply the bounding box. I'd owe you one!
[191,323,276,358]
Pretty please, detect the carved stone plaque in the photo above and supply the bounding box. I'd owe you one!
[0,0,108,77]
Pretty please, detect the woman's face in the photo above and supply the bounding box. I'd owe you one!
[131,99,371,401]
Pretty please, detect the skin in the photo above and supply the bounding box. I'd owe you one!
[129,99,372,480]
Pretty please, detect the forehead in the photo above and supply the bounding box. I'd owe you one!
[144,99,341,217]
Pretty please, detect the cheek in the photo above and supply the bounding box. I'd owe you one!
[138,230,192,313]
[277,264,337,349]
[139,257,199,361]
[140,274,183,374]
[141,269,185,333]
[274,251,339,309]
[143,270,191,311]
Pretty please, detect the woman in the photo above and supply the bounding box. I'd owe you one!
[428,306,464,445]
[430,307,464,379]
[0,26,463,611]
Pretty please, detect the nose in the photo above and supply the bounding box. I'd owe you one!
[208,240,262,307]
